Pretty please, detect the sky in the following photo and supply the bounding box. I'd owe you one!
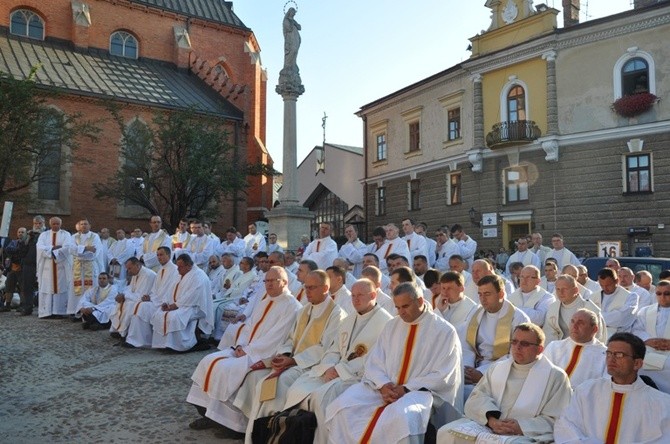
[232,0,634,172]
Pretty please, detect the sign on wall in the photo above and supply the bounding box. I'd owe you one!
[597,241,622,258]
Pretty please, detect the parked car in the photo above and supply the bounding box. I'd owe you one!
[583,257,670,284]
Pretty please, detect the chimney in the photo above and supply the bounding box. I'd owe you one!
[562,0,580,27]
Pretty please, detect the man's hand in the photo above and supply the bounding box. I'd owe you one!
[322,367,339,381]
[435,297,448,312]
[379,382,406,404]
[270,355,296,371]
[80,307,93,316]
[233,346,246,357]
[224,279,231,289]
[115,294,125,303]
[84,246,96,253]
[646,338,670,351]
[487,417,522,436]
[162,303,178,311]
[233,313,246,324]
[141,295,151,302]
[464,366,483,385]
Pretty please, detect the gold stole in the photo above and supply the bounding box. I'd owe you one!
[466,305,515,363]
[190,236,208,253]
[73,233,95,296]
[259,299,336,401]
[144,230,167,254]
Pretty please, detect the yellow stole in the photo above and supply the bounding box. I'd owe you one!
[93,286,112,305]
[259,299,336,401]
[144,230,167,254]
[466,304,515,363]
[73,233,95,296]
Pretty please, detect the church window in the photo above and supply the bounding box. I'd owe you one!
[110,31,138,59]
[10,9,45,40]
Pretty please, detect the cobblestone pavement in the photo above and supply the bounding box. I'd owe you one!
[0,310,242,444]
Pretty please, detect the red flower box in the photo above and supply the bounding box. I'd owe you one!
[612,92,658,118]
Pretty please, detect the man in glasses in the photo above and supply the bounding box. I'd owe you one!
[555,332,670,443]
[439,322,572,443]
[633,280,670,394]
[544,309,607,387]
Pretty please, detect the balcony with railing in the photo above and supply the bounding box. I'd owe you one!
[486,120,541,149]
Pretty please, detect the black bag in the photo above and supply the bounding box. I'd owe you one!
[251,408,317,444]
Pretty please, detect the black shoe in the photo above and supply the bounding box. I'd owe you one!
[51,315,64,319]
[188,417,219,430]
[82,322,90,330]
[88,323,103,331]
[110,332,122,339]
[121,341,136,349]
[189,342,211,352]
[18,310,33,316]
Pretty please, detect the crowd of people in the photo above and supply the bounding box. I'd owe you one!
[2,215,670,443]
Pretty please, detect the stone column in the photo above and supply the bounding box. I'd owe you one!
[543,51,558,136]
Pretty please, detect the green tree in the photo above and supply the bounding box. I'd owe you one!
[94,107,274,231]
[0,69,99,202]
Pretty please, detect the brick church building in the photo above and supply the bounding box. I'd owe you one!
[0,0,273,234]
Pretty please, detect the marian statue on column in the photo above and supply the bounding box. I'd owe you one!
[277,5,305,95]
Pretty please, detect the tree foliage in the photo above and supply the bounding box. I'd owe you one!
[0,69,99,203]
[94,106,274,231]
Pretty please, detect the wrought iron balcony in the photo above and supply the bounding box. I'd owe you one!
[485,120,541,149]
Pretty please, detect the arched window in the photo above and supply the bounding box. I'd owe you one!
[10,9,45,40]
[213,64,230,79]
[622,58,649,95]
[613,50,656,99]
[38,109,64,200]
[507,85,526,122]
[110,31,138,59]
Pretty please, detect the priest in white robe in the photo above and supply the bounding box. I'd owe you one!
[36,217,72,318]
[434,228,460,273]
[76,272,118,330]
[107,229,134,289]
[140,216,172,272]
[504,237,541,277]
[554,332,670,444]
[232,270,346,440]
[64,219,104,315]
[302,222,338,271]
[109,258,157,338]
[595,268,638,338]
[206,255,226,299]
[462,275,530,399]
[213,257,256,341]
[439,323,572,444]
[633,280,670,394]
[326,282,464,444]
[338,225,367,278]
[216,228,247,263]
[186,221,216,270]
[544,309,607,388]
[543,275,607,344]
[171,218,192,260]
[367,227,393,275]
[327,265,354,315]
[360,265,398,315]
[284,278,393,444]
[435,271,478,340]
[507,266,555,327]
[185,267,302,432]
[150,254,213,351]
[243,223,266,258]
[401,218,428,262]
[124,247,179,348]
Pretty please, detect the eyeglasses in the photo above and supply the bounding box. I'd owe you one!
[263,278,281,283]
[510,339,540,348]
[655,291,670,296]
[606,350,635,360]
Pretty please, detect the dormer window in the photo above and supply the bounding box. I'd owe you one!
[110,31,138,59]
[10,9,45,40]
